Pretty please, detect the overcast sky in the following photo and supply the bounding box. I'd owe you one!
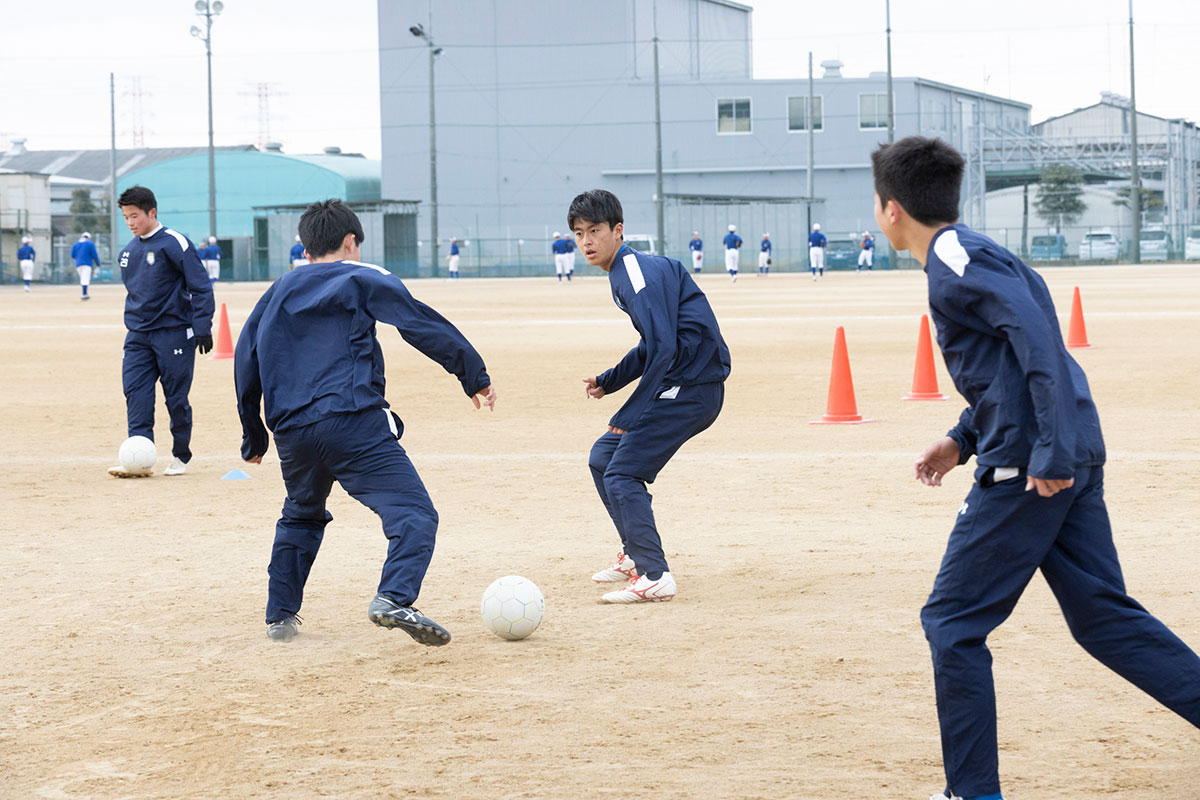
[3,0,1196,159]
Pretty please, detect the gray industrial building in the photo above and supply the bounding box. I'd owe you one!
[378,0,1032,274]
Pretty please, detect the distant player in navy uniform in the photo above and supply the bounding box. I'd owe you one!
[857,231,874,271]
[758,233,772,276]
[552,232,570,282]
[447,236,461,279]
[202,235,222,284]
[289,235,308,270]
[71,231,101,300]
[722,224,741,282]
[235,199,497,645]
[570,189,730,604]
[688,231,703,273]
[872,137,1200,800]
[18,236,35,292]
[563,234,576,278]
[808,223,826,281]
[109,185,215,478]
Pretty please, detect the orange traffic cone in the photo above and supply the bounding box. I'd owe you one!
[810,326,875,425]
[209,302,235,360]
[1066,286,1092,349]
[902,314,948,401]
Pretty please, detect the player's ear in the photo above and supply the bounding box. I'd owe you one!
[613,221,623,239]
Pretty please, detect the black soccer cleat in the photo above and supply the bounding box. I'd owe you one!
[266,614,301,642]
[367,594,451,646]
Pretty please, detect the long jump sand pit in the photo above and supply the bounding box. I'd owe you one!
[1,264,1197,798]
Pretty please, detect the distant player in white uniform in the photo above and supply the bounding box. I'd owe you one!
[18,236,36,292]
[552,232,570,282]
[290,235,309,270]
[808,223,827,281]
[857,231,875,271]
[758,233,772,276]
[564,235,577,278]
[688,231,703,273]
[447,237,461,279]
[203,236,222,283]
[723,224,742,282]
[70,232,101,301]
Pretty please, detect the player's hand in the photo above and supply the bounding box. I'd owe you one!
[913,436,960,487]
[608,425,627,435]
[582,377,605,399]
[244,455,263,464]
[195,334,214,355]
[1025,476,1074,497]
[471,384,497,411]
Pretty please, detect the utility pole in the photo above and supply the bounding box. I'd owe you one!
[653,0,665,256]
[410,22,442,277]
[110,73,121,262]
[1128,0,1141,263]
[807,52,815,235]
[885,0,897,269]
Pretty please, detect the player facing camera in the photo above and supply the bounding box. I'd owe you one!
[567,189,625,269]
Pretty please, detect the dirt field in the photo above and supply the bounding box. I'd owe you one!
[2,264,1197,799]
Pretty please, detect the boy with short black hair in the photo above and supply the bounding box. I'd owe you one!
[235,198,496,645]
[872,136,1200,800]
[571,189,730,603]
[110,185,214,477]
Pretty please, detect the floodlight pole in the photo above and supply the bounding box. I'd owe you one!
[412,22,441,277]
[110,73,121,260]
[192,0,222,242]
[1128,0,1140,263]
[885,0,897,269]
[807,52,815,235]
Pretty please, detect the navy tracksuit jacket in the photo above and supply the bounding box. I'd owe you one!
[119,225,214,461]
[588,245,731,578]
[234,260,490,622]
[920,224,1200,797]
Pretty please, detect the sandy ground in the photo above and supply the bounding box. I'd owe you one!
[1,264,1198,799]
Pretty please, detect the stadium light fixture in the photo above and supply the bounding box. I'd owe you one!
[410,24,424,38]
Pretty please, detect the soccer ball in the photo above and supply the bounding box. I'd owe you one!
[118,435,157,473]
[480,575,545,641]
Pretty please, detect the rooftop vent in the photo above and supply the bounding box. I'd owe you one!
[323,146,342,155]
[821,59,844,78]
[263,142,284,152]
[9,137,27,155]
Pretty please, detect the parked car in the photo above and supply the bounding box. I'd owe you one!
[1139,227,1171,261]
[1030,233,1068,260]
[1185,227,1200,260]
[824,236,861,269]
[1079,230,1120,260]
[623,234,656,255]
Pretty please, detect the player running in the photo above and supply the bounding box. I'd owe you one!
[723,224,742,282]
[235,199,496,645]
[571,189,731,604]
[109,186,214,478]
[808,223,826,281]
[71,232,101,300]
[873,136,1200,800]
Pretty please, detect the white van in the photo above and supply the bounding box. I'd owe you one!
[1079,230,1120,260]
[622,234,657,255]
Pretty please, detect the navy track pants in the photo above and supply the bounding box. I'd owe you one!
[921,465,1200,797]
[588,381,723,578]
[122,327,196,462]
[265,408,438,624]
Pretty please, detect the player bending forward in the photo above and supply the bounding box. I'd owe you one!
[572,189,731,603]
[235,199,497,645]
[872,137,1200,800]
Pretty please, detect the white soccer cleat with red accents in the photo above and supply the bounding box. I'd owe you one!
[591,552,639,583]
[601,572,676,603]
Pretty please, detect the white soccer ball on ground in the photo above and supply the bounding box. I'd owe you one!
[480,575,545,641]
[118,435,157,473]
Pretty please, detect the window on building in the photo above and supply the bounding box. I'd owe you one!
[859,93,889,130]
[922,99,947,132]
[787,96,823,132]
[717,98,752,134]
